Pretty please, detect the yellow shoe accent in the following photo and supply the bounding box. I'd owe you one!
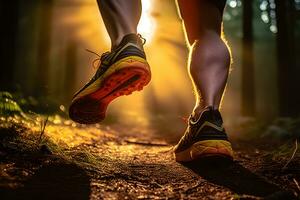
[175,140,234,162]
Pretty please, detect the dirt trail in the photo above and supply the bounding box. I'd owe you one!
[1,117,299,199]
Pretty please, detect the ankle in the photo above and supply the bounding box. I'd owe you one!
[111,33,141,50]
[192,105,218,120]
[192,105,206,120]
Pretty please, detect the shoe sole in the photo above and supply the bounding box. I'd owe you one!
[174,140,234,162]
[69,56,151,124]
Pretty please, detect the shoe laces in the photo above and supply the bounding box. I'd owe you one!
[85,34,145,70]
[137,33,146,45]
[85,49,110,70]
[179,115,189,124]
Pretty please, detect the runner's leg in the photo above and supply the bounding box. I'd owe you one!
[97,0,142,49]
[69,0,150,124]
[177,0,230,119]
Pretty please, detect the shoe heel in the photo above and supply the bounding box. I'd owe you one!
[190,140,234,160]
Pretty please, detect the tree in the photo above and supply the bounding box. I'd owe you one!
[0,1,20,91]
[241,0,256,117]
[64,41,78,102]
[35,0,54,96]
[275,0,299,117]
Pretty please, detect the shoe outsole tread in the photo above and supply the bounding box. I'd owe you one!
[69,58,151,124]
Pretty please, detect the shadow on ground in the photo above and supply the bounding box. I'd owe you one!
[183,156,296,199]
[2,163,91,200]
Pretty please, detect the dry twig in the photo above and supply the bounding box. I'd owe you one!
[236,194,262,199]
[38,116,49,144]
[124,139,169,147]
[283,139,298,170]
[293,178,300,192]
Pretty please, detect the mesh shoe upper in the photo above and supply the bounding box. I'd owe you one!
[174,107,229,153]
[95,33,147,79]
[73,34,146,99]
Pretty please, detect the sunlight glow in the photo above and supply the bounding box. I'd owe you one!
[138,0,156,42]
[56,0,236,134]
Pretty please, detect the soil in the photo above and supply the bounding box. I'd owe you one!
[0,116,299,200]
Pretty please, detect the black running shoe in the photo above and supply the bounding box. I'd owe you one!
[69,34,151,124]
[174,107,233,162]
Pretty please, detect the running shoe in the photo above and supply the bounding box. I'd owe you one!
[69,34,151,124]
[174,107,233,162]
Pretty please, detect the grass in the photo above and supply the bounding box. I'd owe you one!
[0,114,108,176]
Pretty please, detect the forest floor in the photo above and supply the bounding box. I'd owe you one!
[0,115,300,200]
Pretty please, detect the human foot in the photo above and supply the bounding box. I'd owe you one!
[174,106,233,162]
[69,34,151,124]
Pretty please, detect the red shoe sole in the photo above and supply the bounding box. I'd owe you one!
[69,66,151,124]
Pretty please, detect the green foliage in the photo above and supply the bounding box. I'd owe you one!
[0,91,24,117]
[15,94,67,116]
[0,91,67,117]
[0,116,102,171]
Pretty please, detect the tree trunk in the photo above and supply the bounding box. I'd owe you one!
[241,0,255,117]
[0,1,20,91]
[64,41,78,102]
[275,0,299,117]
[35,0,54,96]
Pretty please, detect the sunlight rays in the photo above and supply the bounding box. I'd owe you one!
[52,0,197,134]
